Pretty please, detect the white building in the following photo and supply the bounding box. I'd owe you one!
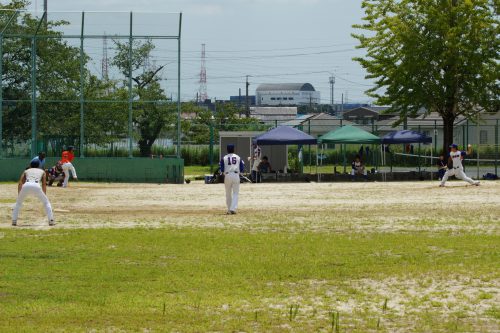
[256,83,320,106]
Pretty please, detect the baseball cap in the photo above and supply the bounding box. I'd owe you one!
[227,144,235,153]
[449,143,458,149]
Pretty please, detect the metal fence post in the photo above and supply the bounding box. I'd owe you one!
[434,120,437,153]
[0,34,3,158]
[177,13,182,159]
[209,122,214,173]
[496,119,498,176]
[128,11,133,158]
[79,11,85,157]
[31,36,37,157]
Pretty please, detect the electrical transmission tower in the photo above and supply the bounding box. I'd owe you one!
[199,43,208,102]
[101,33,109,81]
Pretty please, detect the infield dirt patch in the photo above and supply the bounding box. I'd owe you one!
[1,181,498,233]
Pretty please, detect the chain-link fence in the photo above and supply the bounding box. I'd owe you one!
[0,10,182,159]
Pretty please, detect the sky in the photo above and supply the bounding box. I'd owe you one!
[23,0,373,104]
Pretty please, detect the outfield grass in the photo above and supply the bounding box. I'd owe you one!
[184,165,212,177]
[0,228,498,332]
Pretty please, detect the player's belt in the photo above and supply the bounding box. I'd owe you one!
[26,180,39,183]
[225,171,239,174]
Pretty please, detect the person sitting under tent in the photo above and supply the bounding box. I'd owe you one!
[351,155,367,181]
[258,156,272,173]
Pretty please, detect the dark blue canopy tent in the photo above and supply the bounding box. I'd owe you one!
[381,130,432,144]
[381,130,433,175]
[253,126,317,176]
[253,126,317,145]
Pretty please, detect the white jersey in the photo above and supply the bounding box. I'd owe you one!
[24,168,45,183]
[221,153,244,174]
[450,150,465,168]
[253,146,261,160]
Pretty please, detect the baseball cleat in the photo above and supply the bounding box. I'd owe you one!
[230,211,236,215]
[49,220,55,226]
[12,220,17,226]
[474,181,480,186]
[439,184,445,187]
[226,211,231,215]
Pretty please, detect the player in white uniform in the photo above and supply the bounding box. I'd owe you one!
[440,143,480,187]
[250,144,262,183]
[220,144,245,214]
[12,160,55,226]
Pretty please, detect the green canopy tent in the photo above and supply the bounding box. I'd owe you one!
[317,126,381,180]
[318,125,381,144]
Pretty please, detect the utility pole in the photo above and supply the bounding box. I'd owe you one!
[245,75,250,118]
[238,88,242,117]
[341,93,344,117]
[329,75,335,114]
[43,0,47,25]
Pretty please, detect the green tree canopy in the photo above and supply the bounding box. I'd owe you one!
[352,0,499,152]
[112,39,174,157]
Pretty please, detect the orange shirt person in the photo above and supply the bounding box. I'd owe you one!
[59,146,78,187]
[61,149,74,164]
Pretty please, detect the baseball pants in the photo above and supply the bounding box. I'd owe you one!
[12,182,54,222]
[62,162,77,187]
[224,173,240,212]
[440,167,476,185]
[351,168,367,176]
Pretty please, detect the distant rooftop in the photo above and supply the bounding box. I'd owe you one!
[256,83,316,92]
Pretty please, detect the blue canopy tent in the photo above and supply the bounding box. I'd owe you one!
[252,126,317,145]
[253,126,317,175]
[381,130,433,177]
[381,130,432,144]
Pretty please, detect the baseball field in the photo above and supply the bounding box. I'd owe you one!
[0,180,499,332]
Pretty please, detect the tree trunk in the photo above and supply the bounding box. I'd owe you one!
[138,138,155,157]
[442,113,455,155]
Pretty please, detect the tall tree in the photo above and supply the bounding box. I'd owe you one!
[352,0,499,152]
[112,39,173,156]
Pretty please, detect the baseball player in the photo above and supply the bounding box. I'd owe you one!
[60,146,78,187]
[46,161,65,187]
[12,160,54,226]
[220,144,244,214]
[440,143,480,187]
[30,151,46,169]
[250,143,262,183]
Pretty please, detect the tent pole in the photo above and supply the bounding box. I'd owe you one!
[430,143,433,181]
[316,144,319,182]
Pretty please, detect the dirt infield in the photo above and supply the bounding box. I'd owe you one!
[1,180,499,233]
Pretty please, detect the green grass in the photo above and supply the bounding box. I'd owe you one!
[184,165,212,177]
[0,228,498,332]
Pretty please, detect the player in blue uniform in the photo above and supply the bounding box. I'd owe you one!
[440,144,480,187]
[220,144,245,214]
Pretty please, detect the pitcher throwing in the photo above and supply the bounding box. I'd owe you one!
[220,144,245,214]
[440,144,480,187]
